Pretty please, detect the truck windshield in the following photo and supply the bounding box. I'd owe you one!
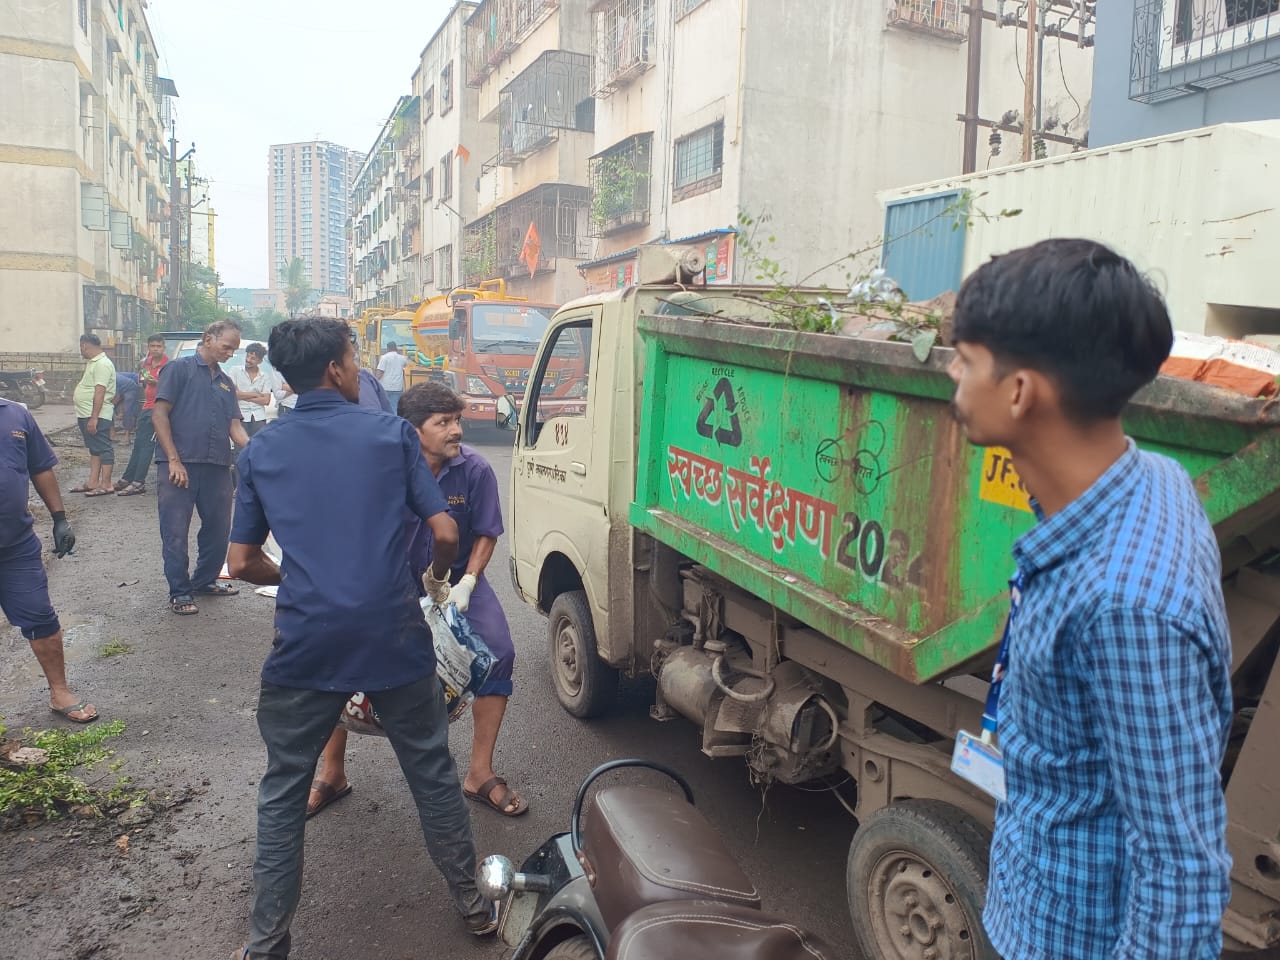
[384,319,415,348]
[470,304,553,353]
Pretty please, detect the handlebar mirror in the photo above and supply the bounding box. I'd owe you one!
[477,855,515,900]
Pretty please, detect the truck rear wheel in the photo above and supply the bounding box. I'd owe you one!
[847,799,997,960]
[548,590,617,719]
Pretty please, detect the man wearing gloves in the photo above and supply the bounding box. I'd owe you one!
[0,396,93,722]
[308,382,525,819]
[228,318,496,959]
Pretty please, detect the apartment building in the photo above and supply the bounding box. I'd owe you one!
[414,0,496,301]
[1,0,175,352]
[578,0,1094,293]
[462,0,596,303]
[267,140,362,297]
[351,97,415,312]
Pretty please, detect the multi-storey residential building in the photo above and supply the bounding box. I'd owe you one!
[414,0,495,300]
[351,97,415,312]
[577,0,1093,293]
[1,0,175,352]
[462,0,596,303]
[1095,0,1278,144]
[267,140,361,298]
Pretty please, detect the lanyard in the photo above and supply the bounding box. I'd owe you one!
[980,570,1026,744]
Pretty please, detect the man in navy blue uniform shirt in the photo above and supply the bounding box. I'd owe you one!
[0,398,95,722]
[152,319,250,615]
[227,318,494,958]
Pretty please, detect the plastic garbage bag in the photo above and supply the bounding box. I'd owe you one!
[339,602,496,736]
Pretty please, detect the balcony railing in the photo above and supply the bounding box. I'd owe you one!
[589,132,652,237]
[497,50,594,166]
[593,0,656,97]
[1131,0,1280,102]
[886,0,966,40]
[489,183,589,278]
[467,0,562,87]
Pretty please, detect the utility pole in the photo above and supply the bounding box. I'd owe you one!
[166,130,195,329]
[961,0,984,174]
[1022,0,1037,162]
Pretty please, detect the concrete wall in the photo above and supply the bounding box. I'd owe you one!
[1091,0,1280,147]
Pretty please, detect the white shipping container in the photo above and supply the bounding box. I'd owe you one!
[878,122,1280,339]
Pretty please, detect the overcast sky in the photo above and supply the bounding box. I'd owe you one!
[147,0,458,289]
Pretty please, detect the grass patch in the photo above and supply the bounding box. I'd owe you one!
[99,638,132,658]
[0,719,146,820]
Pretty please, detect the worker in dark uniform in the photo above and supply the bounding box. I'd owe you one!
[228,318,495,958]
[0,397,94,722]
[308,382,525,819]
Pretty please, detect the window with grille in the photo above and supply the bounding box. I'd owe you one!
[440,152,453,200]
[424,168,434,200]
[424,85,435,120]
[440,62,454,115]
[437,245,453,289]
[79,0,88,33]
[423,253,434,286]
[673,121,724,199]
[675,0,708,18]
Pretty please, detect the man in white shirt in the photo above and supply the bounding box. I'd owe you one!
[231,343,274,442]
[376,341,410,411]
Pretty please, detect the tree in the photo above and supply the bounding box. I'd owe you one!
[243,308,288,342]
[281,258,312,316]
[181,263,224,329]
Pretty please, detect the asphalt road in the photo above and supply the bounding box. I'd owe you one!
[0,415,857,960]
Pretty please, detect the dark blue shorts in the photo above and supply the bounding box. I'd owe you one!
[77,417,114,463]
[464,575,514,698]
[0,532,60,640]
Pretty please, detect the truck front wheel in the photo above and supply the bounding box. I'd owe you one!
[548,590,617,719]
[847,799,998,960]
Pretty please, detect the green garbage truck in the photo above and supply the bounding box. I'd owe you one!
[500,250,1280,958]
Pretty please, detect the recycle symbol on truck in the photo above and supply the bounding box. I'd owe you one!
[695,377,743,447]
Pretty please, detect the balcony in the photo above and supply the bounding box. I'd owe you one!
[886,0,967,40]
[497,50,594,166]
[486,183,590,279]
[589,133,652,237]
[1131,0,1280,102]
[467,0,562,87]
[593,0,655,97]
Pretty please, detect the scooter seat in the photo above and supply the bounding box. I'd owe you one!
[584,785,761,934]
[606,900,838,960]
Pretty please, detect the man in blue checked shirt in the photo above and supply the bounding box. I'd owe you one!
[948,238,1232,959]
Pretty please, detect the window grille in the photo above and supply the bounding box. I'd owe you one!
[673,122,724,199]
[593,0,656,96]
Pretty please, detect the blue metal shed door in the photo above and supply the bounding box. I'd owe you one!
[881,191,966,301]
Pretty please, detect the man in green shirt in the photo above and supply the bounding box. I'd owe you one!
[72,334,117,497]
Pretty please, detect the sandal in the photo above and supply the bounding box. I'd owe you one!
[50,700,99,724]
[117,483,146,496]
[170,596,198,615]
[69,484,92,493]
[306,779,352,818]
[113,479,130,491]
[463,775,529,817]
[466,899,502,937]
[195,582,239,597]
[84,488,114,497]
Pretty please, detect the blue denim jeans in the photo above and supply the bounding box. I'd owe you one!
[247,674,486,958]
[156,462,232,599]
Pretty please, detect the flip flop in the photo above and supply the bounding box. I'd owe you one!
[84,488,114,497]
[170,596,198,615]
[466,898,502,937]
[117,483,146,496]
[50,701,99,724]
[69,484,91,493]
[306,779,352,818]
[195,582,239,597]
[463,776,529,817]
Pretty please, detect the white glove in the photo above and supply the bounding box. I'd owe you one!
[447,573,477,612]
[422,568,452,605]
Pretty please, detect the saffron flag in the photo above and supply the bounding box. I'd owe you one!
[456,143,471,164]
[519,221,541,279]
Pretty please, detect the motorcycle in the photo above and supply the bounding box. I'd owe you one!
[477,759,838,960]
[0,368,46,409]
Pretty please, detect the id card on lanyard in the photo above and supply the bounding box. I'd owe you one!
[951,572,1025,803]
